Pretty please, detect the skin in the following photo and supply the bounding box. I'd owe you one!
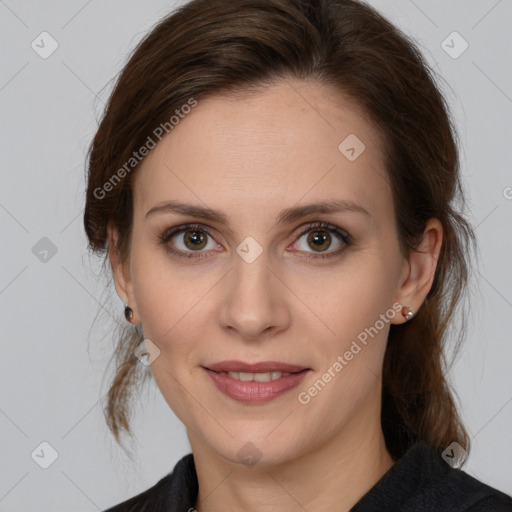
[109,78,443,511]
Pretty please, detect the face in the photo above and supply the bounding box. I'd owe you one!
[111,78,428,467]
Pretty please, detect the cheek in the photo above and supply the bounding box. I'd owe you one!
[300,286,395,420]
[307,261,395,337]
[130,243,212,344]
[299,259,398,402]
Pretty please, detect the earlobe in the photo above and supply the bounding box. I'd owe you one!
[400,305,414,321]
[392,218,443,324]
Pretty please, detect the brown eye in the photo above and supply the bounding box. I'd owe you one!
[292,222,351,259]
[307,229,332,252]
[182,229,208,250]
[159,223,220,259]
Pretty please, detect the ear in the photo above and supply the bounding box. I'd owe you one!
[391,218,443,324]
[107,222,140,324]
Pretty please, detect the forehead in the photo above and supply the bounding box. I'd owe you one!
[134,79,392,226]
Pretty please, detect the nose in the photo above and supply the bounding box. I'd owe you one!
[217,248,291,341]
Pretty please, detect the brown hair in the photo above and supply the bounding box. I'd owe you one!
[84,0,476,460]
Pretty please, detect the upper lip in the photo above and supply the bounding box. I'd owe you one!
[204,360,309,373]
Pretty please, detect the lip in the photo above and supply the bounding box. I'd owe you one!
[205,360,309,373]
[203,361,311,404]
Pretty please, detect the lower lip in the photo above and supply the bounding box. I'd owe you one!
[203,368,310,403]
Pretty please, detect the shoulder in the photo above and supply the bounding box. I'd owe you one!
[352,442,512,511]
[102,453,197,512]
[404,443,512,511]
[434,462,512,511]
[102,472,174,512]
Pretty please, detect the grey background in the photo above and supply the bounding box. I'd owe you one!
[1,1,511,510]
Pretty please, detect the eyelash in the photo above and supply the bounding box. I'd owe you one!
[158,222,352,261]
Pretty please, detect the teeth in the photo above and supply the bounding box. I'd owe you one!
[223,371,291,381]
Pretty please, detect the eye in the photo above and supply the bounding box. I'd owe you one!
[159,223,221,259]
[291,222,351,259]
[158,221,352,260]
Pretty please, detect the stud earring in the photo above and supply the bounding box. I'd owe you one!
[401,305,414,321]
[124,304,133,323]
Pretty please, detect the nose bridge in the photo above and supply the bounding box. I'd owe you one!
[217,241,290,339]
[233,242,272,293]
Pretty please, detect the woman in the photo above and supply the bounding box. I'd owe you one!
[84,0,512,510]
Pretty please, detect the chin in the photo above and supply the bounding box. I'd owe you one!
[197,426,308,469]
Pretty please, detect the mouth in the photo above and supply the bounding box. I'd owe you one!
[202,360,311,403]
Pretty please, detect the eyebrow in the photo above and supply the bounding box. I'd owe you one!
[145,199,370,226]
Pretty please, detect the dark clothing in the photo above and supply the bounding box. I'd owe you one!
[104,442,512,511]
